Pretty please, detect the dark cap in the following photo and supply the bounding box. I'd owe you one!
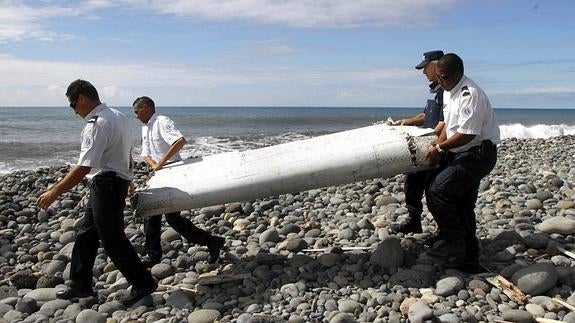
[415,50,444,69]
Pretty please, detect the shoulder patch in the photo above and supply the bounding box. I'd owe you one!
[165,122,175,132]
[462,91,471,97]
[88,116,99,124]
[461,86,469,91]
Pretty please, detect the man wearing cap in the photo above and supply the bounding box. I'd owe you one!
[391,50,444,235]
[423,53,500,271]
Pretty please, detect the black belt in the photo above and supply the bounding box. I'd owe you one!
[453,140,494,154]
[447,140,496,161]
[94,171,118,179]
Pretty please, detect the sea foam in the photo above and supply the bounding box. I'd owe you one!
[500,123,575,139]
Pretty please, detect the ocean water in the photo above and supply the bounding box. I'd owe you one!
[1,106,574,175]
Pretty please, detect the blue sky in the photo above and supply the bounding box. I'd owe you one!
[1,0,574,108]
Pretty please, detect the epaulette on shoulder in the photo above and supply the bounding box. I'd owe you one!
[461,85,471,97]
[88,116,98,123]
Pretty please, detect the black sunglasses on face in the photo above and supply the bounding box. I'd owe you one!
[438,74,450,81]
[69,97,78,110]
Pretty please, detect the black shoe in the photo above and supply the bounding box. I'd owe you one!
[122,280,158,307]
[421,239,467,268]
[422,234,441,247]
[455,259,484,274]
[207,236,225,264]
[56,286,95,300]
[390,220,423,234]
[141,255,161,268]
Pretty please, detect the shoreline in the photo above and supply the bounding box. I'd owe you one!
[1,135,575,322]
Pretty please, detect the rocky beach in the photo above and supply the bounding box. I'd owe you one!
[1,135,575,323]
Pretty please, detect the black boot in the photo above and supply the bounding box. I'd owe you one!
[390,217,422,234]
[141,255,161,268]
[56,281,95,300]
[207,236,225,263]
[122,279,158,307]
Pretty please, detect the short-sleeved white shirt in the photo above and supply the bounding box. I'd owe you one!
[140,113,184,163]
[443,75,500,153]
[77,103,133,180]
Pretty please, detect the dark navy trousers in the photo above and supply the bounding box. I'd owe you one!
[144,212,211,260]
[404,170,431,220]
[426,144,497,258]
[70,173,154,289]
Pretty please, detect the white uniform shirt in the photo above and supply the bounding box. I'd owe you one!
[77,103,133,180]
[140,113,184,163]
[443,75,500,153]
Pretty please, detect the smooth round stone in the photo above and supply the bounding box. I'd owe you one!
[151,263,176,279]
[338,300,362,314]
[187,309,221,323]
[502,309,534,323]
[435,276,464,297]
[259,228,280,244]
[525,303,545,317]
[15,297,38,314]
[408,300,433,322]
[76,309,106,323]
[511,263,558,295]
[59,231,76,245]
[537,216,575,235]
[97,301,123,316]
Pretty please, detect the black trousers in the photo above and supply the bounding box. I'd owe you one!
[426,144,497,258]
[70,173,154,289]
[144,212,211,260]
[404,170,431,220]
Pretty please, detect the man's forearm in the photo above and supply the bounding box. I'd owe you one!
[52,165,92,195]
[156,137,187,169]
[437,132,475,151]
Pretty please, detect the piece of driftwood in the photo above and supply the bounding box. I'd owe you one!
[535,318,568,323]
[496,319,566,323]
[158,284,197,293]
[197,271,251,285]
[302,246,372,252]
[552,297,575,312]
[557,246,575,261]
[485,275,527,304]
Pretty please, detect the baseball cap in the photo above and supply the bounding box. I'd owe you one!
[415,50,444,69]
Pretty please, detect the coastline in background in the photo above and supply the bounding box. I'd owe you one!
[1,106,574,175]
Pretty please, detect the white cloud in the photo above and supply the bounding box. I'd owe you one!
[490,86,575,96]
[0,55,412,87]
[143,0,458,28]
[0,1,78,42]
[0,0,458,43]
[0,55,418,106]
[2,0,458,35]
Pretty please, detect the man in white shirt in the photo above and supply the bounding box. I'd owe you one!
[133,96,225,267]
[423,53,500,271]
[37,79,157,307]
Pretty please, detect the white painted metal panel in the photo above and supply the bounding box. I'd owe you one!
[133,124,436,217]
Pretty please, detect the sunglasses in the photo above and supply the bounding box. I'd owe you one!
[438,74,451,81]
[69,97,78,110]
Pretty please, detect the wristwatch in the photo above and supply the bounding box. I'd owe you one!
[435,144,443,153]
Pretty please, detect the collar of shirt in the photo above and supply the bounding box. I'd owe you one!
[83,103,107,122]
[146,112,158,126]
[429,81,442,94]
[447,75,469,96]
